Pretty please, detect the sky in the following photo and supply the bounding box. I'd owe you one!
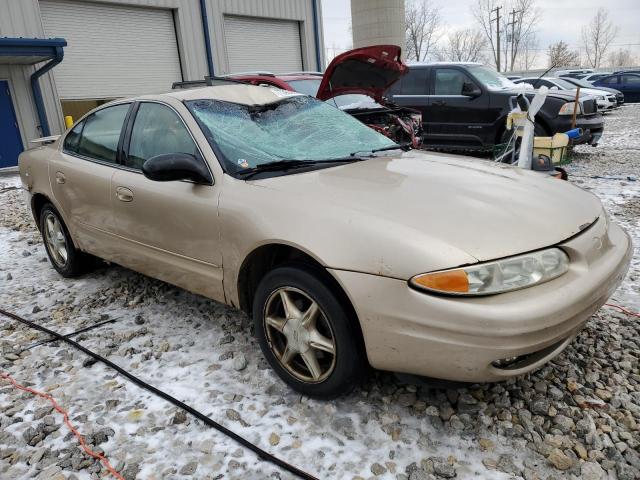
[320,0,640,68]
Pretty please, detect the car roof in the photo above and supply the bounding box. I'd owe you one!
[276,74,322,81]
[142,84,302,106]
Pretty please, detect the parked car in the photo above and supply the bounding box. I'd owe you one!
[581,72,612,83]
[560,77,624,106]
[514,77,617,111]
[555,68,594,78]
[593,73,640,103]
[19,84,631,397]
[387,63,605,149]
[613,69,640,75]
[229,46,423,147]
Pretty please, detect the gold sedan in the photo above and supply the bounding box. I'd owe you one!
[19,84,632,398]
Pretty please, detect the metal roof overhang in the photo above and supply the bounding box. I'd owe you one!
[0,37,67,65]
[0,38,67,137]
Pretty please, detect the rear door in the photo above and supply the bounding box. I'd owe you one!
[50,103,131,255]
[425,67,489,147]
[620,74,640,102]
[596,75,621,91]
[110,101,224,301]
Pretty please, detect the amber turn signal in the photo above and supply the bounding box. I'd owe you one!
[411,269,469,293]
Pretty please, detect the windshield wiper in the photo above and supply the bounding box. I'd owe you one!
[237,157,362,180]
[349,142,413,157]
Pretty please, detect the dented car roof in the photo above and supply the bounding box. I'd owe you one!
[162,84,301,105]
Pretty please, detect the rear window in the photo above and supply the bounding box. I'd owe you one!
[398,68,428,95]
[600,76,619,85]
[76,104,130,163]
[63,122,83,153]
[286,79,321,96]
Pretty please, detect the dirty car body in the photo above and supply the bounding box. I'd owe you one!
[19,84,632,397]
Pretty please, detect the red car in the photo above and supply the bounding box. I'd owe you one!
[229,46,422,146]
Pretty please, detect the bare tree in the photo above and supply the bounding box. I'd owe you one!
[513,33,539,71]
[547,41,580,68]
[439,29,488,63]
[472,0,501,68]
[472,0,541,71]
[581,8,618,68]
[607,48,636,68]
[405,0,443,61]
[505,0,542,71]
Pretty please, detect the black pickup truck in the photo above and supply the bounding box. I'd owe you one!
[386,62,605,150]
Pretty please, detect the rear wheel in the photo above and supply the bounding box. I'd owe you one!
[39,204,93,277]
[253,264,365,398]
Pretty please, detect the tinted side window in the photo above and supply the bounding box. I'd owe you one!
[399,68,428,95]
[77,104,130,163]
[63,122,83,153]
[600,76,619,85]
[127,103,198,170]
[434,69,471,95]
[622,75,640,85]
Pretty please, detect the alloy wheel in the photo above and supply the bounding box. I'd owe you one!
[43,212,68,268]
[263,286,337,383]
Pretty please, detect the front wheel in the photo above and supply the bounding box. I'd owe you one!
[253,265,365,398]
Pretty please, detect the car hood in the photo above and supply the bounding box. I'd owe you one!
[576,88,610,97]
[589,86,621,95]
[244,151,603,278]
[316,45,407,103]
[504,87,579,102]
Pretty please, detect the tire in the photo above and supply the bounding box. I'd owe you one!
[39,203,93,277]
[499,122,548,144]
[252,264,365,399]
[534,122,549,136]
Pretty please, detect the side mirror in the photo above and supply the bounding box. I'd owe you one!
[142,153,212,184]
[461,82,481,97]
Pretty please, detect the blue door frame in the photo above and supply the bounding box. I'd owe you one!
[0,80,23,168]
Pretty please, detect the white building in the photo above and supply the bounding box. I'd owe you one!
[0,0,325,169]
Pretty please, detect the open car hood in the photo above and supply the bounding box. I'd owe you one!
[316,45,407,103]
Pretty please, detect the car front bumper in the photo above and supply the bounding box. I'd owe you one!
[329,217,632,383]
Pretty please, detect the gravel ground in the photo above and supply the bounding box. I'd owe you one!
[0,105,638,480]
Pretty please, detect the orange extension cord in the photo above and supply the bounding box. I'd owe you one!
[0,372,124,480]
[605,303,640,318]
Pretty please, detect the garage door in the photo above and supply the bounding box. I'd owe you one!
[224,16,303,73]
[40,0,182,100]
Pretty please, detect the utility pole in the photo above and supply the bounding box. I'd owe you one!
[491,6,502,71]
[507,9,521,72]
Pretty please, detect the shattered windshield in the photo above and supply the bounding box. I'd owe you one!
[186,95,396,173]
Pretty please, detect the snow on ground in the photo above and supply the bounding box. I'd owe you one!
[1,105,639,480]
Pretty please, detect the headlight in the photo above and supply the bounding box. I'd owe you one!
[558,102,582,115]
[410,248,569,296]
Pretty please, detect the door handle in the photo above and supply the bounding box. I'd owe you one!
[115,186,133,202]
[433,100,446,106]
[55,171,66,184]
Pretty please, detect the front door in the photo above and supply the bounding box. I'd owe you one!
[0,81,23,168]
[111,101,224,302]
[425,67,490,148]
